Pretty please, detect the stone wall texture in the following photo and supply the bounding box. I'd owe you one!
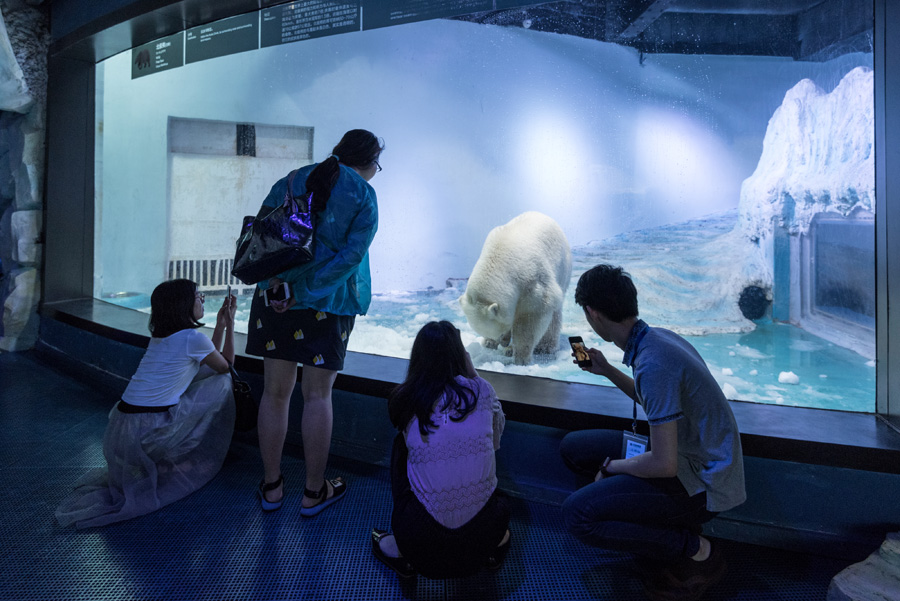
[0,0,49,351]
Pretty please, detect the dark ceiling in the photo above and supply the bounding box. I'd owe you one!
[452,0,873,61]
[48,0,875,65]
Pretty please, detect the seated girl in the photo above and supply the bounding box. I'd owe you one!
[372,321,511,578]
[56,279,237,528]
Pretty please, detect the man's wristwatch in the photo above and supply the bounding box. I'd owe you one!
[599,457,612,477]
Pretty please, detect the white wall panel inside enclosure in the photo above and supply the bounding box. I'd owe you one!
[164,118,312,293]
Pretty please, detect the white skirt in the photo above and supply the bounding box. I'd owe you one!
[56,370,235,529]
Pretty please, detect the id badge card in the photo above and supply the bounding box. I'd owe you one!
[622,431,649,459]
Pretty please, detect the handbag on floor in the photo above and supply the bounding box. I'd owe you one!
[230,366,258,432]
[231,169,315,285]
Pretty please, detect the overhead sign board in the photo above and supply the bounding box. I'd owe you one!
[131,0,504,77]
[132,32,184,79]
[261,1,361,48]
[185,13,259,64]
[362,0,492,30]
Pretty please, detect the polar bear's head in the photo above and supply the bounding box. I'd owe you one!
[459,291,512,341]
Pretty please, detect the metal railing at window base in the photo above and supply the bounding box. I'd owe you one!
[167,257,256,295]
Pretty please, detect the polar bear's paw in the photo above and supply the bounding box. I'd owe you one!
[534,341,561,355]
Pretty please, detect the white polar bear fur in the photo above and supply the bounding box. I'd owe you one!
[459,211,572,365]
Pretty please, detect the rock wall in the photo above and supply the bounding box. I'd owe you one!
[0,0,49,351]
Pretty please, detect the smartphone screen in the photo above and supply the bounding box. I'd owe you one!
[264,282,290,306]
[569,336,592,367]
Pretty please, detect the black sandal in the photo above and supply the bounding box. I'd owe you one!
[299,477,347,517]
[486,531,511,571]
[258,474,284,512]
[371,529,416,579]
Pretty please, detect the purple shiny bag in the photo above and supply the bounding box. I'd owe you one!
[231,170,315,285]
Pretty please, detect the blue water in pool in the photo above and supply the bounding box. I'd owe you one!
[109,210,875,412]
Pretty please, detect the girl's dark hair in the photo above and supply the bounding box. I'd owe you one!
[148,279,203,338]
[305,129,384,212]
[388,321,477,436]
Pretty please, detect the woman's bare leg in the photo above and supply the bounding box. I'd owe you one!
[257,357,298,503]
[299,364,338,506]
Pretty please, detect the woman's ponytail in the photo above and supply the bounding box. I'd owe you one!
[304,129,384,213]
[304,155,340,212]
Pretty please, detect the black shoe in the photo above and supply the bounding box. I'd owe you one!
[371,529,416,579]
[633,555,668,580]
[486,531,511,571]
[642,541,726,601]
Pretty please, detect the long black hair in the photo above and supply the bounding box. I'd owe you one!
[305,129,384,212]
[148,279,203,338]
[388,321,478,436]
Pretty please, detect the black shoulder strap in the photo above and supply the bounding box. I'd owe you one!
[256,169,300,220]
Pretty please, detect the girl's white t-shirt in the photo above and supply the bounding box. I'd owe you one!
[121,329,216,407]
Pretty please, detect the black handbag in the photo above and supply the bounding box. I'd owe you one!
[231,169,315,285]
[230,366,258,432]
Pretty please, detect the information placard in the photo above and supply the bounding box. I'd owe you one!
[362,0,492,30]
[496,0,540,8]
[261,1,361,48]
[185,13,259,65]
[131,32,184,79]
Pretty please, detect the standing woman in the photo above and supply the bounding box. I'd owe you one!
[372,321,511,579]
[247,129,383,516]
[56,279,236,528]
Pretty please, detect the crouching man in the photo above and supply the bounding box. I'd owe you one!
[560,264,746,601]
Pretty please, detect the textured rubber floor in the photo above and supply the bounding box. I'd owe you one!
[0,351,851,600]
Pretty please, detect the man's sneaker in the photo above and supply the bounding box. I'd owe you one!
[642,541,727,601]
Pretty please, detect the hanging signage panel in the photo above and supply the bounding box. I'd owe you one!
[496,0,542,7]
[261,1,361,48]
[185,13,259,65]
[131,32,184,79]
[361,0,492,30]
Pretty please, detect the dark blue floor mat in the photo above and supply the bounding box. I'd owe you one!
[0,350,851,600]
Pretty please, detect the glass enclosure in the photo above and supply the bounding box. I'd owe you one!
[94,6,875,411]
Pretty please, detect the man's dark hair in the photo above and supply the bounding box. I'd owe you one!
[574,264,638,323]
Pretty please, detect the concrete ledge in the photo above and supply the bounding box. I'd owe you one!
[41,298,900,473]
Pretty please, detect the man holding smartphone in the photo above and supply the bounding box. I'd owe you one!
[561,264,745,601]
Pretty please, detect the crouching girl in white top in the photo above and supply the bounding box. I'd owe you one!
[56,279,236,528]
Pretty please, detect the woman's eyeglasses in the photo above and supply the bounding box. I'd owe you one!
[373,159,382,172]
[196,292,205,303]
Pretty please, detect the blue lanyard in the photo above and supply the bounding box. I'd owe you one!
[628,323,650,436]
[633,399,638,435]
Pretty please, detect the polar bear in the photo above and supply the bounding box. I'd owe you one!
[459,211,572,365]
